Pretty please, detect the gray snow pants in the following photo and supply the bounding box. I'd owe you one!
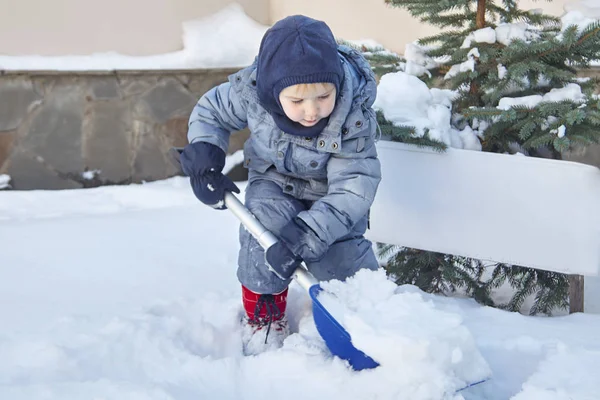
[237,179,379,294]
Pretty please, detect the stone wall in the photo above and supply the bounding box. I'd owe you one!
[1,67,599,190]
[0,69,249,190]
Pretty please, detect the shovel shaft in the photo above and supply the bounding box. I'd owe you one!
[224,192,318,291]
[224,192,277,249]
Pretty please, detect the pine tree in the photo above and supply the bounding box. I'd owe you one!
[377,0,600,315]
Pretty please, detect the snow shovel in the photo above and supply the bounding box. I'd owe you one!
[169,147,379,370]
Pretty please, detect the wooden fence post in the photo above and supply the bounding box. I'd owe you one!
[569,275,585,313]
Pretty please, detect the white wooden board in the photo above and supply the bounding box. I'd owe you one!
[367,141,600,277]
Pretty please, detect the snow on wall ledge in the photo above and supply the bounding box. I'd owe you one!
[0,4,267,71]
[366,141,600,277]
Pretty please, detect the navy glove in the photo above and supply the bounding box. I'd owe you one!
[265,241,303,280]
[180,141,240,209]
[264,217,329,280]
[279,217,329,263]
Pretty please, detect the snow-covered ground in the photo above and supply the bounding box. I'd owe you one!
[1,176,599,400]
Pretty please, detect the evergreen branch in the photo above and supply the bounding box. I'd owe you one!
[376,110,448,151]
[424,12,477,28]
[533,25,600,63]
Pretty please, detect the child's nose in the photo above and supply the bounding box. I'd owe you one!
[305,101,318,116]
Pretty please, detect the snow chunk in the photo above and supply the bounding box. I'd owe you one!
[554,125,567,138]
[404,42,439,78]
[461,27,497,48]
[498,64,508,79]
[498,94,544,110]
[495,23,537,46]
[0,174,10,189]
[318,269,491,397]
[543,83,586,103]
[467,48,480,58]
[0,4,268,71]
[444,59,475,79]
[459,126,483,151]
[81,170,101,180]
[498,83,586,110]
[445,48,479,80]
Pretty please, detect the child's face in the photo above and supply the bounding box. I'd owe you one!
[278,83,336,127]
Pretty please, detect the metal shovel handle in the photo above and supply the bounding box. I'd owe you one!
[168,147,318,291]
[224,192,318,291]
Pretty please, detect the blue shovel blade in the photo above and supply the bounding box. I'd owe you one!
[308,284,379,371]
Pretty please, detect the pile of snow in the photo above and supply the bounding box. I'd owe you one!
[563,0,600,33]
[0,4,268,71]
[1,176,600,399]
[179,4,267,69]
[373,71,482,150]
[0,174,10,189]
[318,269,490,396]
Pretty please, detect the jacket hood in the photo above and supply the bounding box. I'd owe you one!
[337,45,377,109]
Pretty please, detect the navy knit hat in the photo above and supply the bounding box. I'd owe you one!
[256,15,344,137]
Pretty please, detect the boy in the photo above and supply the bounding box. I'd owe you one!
[180,15,381,352]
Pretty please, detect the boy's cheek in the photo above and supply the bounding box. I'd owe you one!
[323,101,336,118]
[284,109,301,122]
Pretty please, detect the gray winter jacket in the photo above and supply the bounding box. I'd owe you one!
[187,45,382,248]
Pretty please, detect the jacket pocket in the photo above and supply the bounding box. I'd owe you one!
[243,141,273,173]
[289,143,330,178]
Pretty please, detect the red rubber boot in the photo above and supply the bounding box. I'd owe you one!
[241,285,289,354]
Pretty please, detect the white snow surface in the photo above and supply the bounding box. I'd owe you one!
[0,4,267,71]
[1,176,599,399]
